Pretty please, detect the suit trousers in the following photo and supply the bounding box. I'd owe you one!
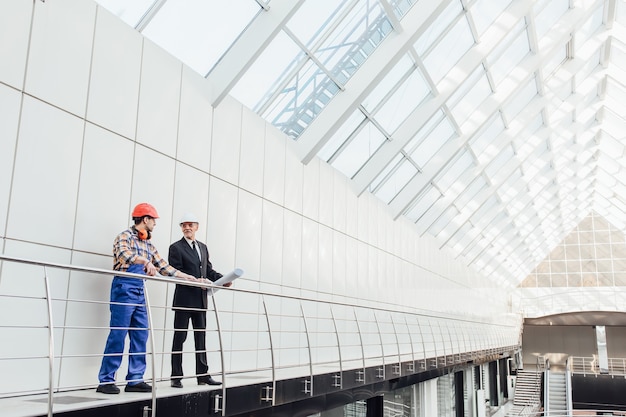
[171,309,208,379]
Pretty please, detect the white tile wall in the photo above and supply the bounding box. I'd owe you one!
[26,0,96,117]
[170,161,210,240]
[136,39,182,156]
[259,200,284,285]
[284,142,304,214]
[8,96,83,247]
[211,95,242,186]
[0,85,21,235]
[263,126,286,206]
[239,107,266,196]
[87,6,142,139]
[235,189,263,281]
[282,210,303,288]
[0,0,32,89]
[207,177,239,270]
[131,145,177,251]
[74,123,134,254]
[177,66,213,172]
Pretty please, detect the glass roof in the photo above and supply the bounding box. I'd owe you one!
[94,0,626,288]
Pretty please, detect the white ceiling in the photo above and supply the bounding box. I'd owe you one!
[95,0,626,288]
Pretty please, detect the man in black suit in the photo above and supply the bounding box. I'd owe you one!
[168,213,230,388]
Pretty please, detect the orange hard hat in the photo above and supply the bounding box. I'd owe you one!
[131,203,159,218]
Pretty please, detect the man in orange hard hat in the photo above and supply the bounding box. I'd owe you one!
[96,203,199,395]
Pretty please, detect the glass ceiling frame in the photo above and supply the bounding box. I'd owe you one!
[93,0,626,289]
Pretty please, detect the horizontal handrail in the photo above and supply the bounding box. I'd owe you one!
[0,253,521,416]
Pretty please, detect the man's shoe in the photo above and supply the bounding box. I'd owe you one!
[198,376,221,386]
[171,379,183,388]
[96,383,120,394]
[125,382,152,392]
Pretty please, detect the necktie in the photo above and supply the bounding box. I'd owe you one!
[192,241,200,260]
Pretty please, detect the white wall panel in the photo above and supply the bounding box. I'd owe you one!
[0,85,21,236]
[211,95,241,185]
[239,107,265,196]
[177,67,213,172]
[357,192,369,243]
[357,241,370,299]
[318,163,334,228]
[317,224,333,293]
[302,158,320,221]
[170,162,210,241]
[259,200,283,285]
[235,190,263,281]
[332,232,347,296]
[0,0,31,89]
[131,145,177,252]
[136,40,182,156]
[282,210,302,288]
[8,97,83,248]
[263,126,286,206]
[207,177,238,270]
[284,143,303,214]
[26,0,96,117]
[345,237,359,295]
[59,251,115,388]
[301,217,319,292]
[74,123,134,254]
[333,172,347,233]
[87,7,142,139]
[346,187,359,238]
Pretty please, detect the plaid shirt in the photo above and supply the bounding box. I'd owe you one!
[113,228,177,276]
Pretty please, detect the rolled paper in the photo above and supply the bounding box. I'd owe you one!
[209,268,243,295]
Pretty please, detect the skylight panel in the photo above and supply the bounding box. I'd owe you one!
[318,109,366,162]
[373,158,418,204]
[422,14,475,84]
[428,205,460,237]
[469,113,506,165]
[142,0,260,75]
[435,151,474,194]
[390,0,418,19]
[469,0,513,36]
[484,144,515,179]
[455,175,488,211]
[94,0,155,27]
[230,31,303,113]
[373,67,430,134]
[413,1,463,56]
[315,1,391,72]
[487,20,530,86]
[503,76,538,120]
[542,45,567,80]
[406,116,456,168]
[329,120,386,178]
[286,0,347,47]
[405,186,442,223]
[533,0,570,40]
[362,54,414,113]
[448,66,492,125]
[576,3,604,46]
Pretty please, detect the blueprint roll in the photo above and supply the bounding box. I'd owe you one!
[209,268,243,295]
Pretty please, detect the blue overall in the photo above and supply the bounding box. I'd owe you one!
[98,263,149,385]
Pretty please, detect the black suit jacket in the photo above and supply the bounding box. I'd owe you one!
[169,238,222,310]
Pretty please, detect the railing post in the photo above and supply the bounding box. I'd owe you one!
[300,304,313,396]
[209,287,226,415]
[43,266,55,417]
[261,297,276,405]
[142,283,157,417]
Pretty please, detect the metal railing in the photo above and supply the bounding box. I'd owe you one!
[0,254,521,417]
[569,355,626,377]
